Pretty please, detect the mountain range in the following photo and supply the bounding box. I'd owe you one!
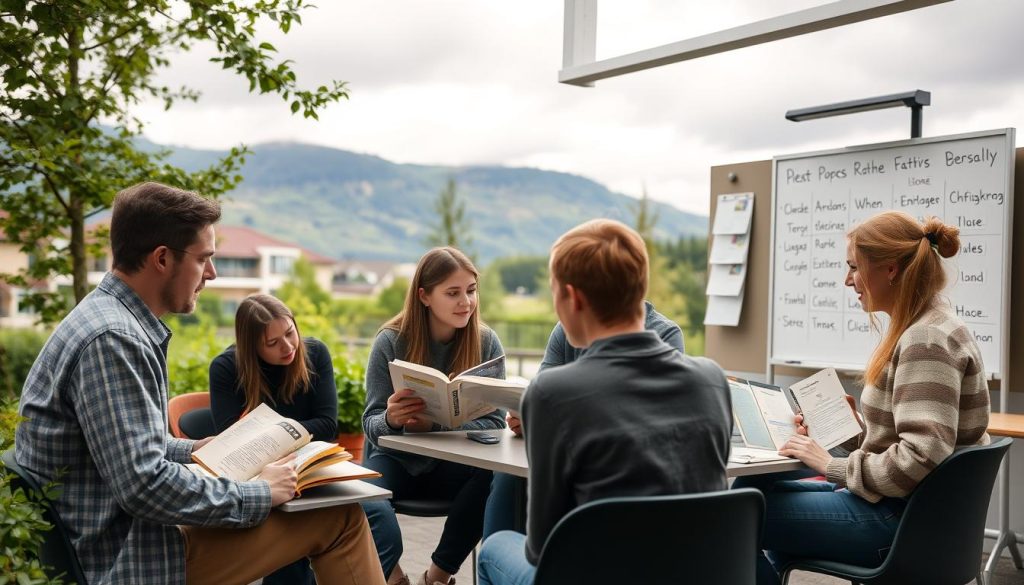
[158,140,708,263]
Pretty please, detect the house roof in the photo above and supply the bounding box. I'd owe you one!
[215,225,335,264]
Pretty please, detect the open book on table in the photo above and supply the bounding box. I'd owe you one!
[191,403,380,495]
[728,368,862,464]
[388,354,527,428]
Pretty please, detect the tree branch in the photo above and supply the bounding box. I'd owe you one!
[82,43,146,125]
[81,18,144,51]
[1,112,70,212]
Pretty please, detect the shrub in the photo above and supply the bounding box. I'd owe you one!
[0,401,63,584]
[0,329,49,401]
[164,318,231,398]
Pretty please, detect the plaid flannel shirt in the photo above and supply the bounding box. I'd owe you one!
[16,273,271,585]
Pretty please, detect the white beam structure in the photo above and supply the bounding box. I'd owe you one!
[560,0,951,87]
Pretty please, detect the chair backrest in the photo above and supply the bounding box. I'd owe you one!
[533,488,764,585]
[167,392,211,438]
[2,448,90,585]
[874,436,1012,585]
[178,407,218,440]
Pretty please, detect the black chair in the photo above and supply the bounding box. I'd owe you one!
[1,448,90,585]
[532,488,765,585]
[392,498,478,585]
[178,407,218,440]
[781,436,1013,585]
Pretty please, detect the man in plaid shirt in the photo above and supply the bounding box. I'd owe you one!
[16,182,386,585]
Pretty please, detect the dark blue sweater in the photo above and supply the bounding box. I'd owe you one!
[209,338,338,441]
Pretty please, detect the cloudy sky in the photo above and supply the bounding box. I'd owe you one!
[134,0,1024,215]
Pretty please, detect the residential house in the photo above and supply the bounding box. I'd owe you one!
[0,211,47,328]
[85,224,337,316]
[332,259,415,298]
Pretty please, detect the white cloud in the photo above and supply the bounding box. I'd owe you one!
[133,0,1024,216]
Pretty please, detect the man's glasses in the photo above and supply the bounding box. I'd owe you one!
[167,247,212,261]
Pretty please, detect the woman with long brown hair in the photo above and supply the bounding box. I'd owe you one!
[210,294,399,585]
[738,211,991,585]
[362,247,507,585]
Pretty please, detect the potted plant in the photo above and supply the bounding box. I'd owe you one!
[333,353,367,462]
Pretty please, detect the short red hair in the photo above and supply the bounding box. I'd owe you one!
[550,219,647,325]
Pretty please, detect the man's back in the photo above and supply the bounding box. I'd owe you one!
[521,331,732,563]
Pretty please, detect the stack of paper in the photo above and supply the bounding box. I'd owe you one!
[705,193,754,326]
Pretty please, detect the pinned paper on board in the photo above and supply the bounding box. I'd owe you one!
[704,293,744,327]
[704,193,754,327]
[706,263,746,297]
[709,233,751,265]
[711,193,754,235]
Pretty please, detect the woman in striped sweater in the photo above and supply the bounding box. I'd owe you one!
[747,211,991,585]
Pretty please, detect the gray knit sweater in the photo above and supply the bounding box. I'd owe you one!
[826,304,991,502]
[362,327,507,475]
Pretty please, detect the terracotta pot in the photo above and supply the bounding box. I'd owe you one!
[336,432,364,463]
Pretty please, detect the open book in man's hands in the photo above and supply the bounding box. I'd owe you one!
[388,354,527,428]
[191,403,380,494]
[728,368,862,463]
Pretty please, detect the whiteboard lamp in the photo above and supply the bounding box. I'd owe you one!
[785,90,930,139]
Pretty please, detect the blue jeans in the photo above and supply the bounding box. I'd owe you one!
[733,472,905,585]
[483,472,526,539]
[260,499,401,584]
[478,531,537,585]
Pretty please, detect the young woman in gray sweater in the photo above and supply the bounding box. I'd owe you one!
[362,247,506,585]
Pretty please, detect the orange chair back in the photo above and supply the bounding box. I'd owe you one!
[168,392,211,438]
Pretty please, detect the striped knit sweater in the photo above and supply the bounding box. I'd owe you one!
[825,303,991,503]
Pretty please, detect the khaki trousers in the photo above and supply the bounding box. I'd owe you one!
[182,503,386,585]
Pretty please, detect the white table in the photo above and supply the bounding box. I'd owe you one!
[379,428,806,478]
[280,479,392,512]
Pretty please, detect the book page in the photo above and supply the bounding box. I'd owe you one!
[456,354,505,379]
[458,376,526,414]
[293,441,349,474]
[192,404,310,481]
[388,360,453,427]
[729,446,790,464]
[296,461,382,494]
[786,368,862,451]
[749,382,798,450]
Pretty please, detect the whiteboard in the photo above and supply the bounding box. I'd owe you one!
[768,129,1015,377]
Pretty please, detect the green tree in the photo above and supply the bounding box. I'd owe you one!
[631,187,682,320]
[490,255,547,294]
[276,257,333,316]
[376,277,409,316]
[426,176,473,254]
[477,267,504,321]
[0,1,349,323]
[631,185,660,252]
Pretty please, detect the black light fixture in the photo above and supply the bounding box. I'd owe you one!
[785,90,931,138]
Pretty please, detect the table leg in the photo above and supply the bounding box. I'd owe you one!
[511,476,528,533]
[985,457,1023,581]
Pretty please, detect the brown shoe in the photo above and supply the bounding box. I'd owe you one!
[390,575,411,585]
